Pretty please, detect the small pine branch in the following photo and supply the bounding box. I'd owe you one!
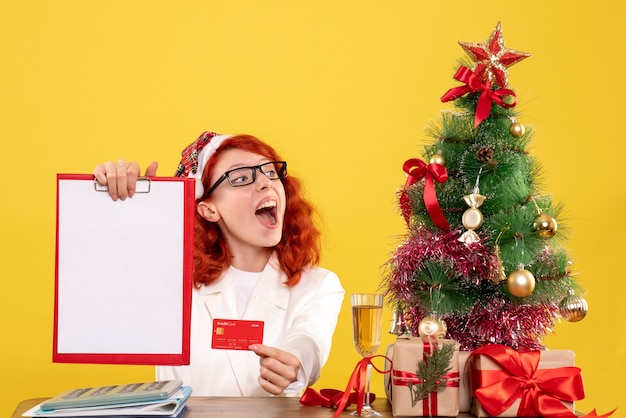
[407,342,456,408]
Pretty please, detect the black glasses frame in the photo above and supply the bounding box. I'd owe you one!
[205,161,288,197]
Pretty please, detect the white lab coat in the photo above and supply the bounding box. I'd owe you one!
[157,254,344,396]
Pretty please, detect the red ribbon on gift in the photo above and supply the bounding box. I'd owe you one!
[400,158,450,230]
[469,344,616,418]
[392,369,460,416]
[330,355,391,418]
[441,66,517,128]
[392,369,460,387]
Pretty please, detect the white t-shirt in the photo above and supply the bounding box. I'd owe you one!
[231,266,262,317]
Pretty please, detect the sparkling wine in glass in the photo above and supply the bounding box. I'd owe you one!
[351,293,384,417]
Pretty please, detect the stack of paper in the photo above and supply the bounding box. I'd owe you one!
[22,381,192,418]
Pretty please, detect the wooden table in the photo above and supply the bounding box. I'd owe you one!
[12,396,475,417]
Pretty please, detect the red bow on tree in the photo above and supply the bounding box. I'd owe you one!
[400,158,450,231]
[441,66,517,127]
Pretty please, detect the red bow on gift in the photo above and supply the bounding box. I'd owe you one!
[441,66,517,127]
[400,158,450,231]
[470,344,616,418]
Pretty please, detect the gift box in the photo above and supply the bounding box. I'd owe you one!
[458,350,472,413]
[384,337,460,417]
[469,344,583,417]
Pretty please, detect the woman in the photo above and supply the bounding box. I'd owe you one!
[94,131,344,396]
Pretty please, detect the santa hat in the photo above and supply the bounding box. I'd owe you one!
[175,131,232,198]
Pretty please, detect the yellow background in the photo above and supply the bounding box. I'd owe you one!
[2,1,624,416]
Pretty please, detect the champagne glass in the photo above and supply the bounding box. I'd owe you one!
[351,293,384,417]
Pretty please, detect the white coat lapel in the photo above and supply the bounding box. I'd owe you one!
[198,271,251,394]
[199,272,238,320]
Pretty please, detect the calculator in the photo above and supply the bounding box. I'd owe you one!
[40,379,183,410]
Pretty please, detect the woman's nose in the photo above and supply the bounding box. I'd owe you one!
[255,169,273,190]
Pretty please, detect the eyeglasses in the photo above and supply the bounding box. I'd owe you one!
[205,161,288,196]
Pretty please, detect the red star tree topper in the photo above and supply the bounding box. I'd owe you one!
[458,21,530,88]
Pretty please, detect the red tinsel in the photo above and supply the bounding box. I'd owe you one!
[400,297,558,351]
[448,299,558,351]
[386,226,559,351]
[387,227,496,291]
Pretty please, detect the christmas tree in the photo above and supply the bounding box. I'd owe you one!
[385,22,588,351]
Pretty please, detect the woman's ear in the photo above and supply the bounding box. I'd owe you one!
[197,201,221,222]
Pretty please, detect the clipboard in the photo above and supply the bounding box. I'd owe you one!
[53,174,195,365]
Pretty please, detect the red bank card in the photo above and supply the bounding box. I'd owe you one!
[211,319,264,350]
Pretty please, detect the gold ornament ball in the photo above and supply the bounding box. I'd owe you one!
[509,121,525,137]
[506,269,536,297]
[430,153,445,166]
[533,213,558,239]
[559,293,588,322]
[417,315,448,338]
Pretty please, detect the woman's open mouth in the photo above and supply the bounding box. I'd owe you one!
[255,200,278,226]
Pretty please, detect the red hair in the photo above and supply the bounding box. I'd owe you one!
[192,134,321,288]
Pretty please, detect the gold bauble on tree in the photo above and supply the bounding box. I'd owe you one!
[506,268,536,297]
[417,314,448,338]
[430,152,445,166]
[559,290,588,322]
[509,121,525,137]
[533,212,558,239]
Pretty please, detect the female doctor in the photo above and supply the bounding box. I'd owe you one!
[93,131,345,397]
